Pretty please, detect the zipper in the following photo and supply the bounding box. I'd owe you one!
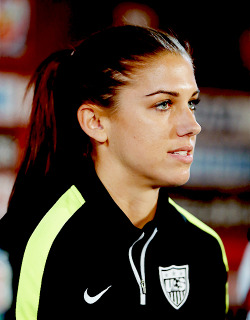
[128,228,158,305]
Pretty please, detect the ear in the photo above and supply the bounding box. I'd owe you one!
[77,104,108,143]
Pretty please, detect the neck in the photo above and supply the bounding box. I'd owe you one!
[106,181,159,229]
[94,157,160,229]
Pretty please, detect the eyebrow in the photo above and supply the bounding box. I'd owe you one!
[145,89,200,97]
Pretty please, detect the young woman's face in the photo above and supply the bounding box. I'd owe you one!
[105,53,201,188]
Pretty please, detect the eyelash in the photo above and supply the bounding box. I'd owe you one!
[188,98,200,111]
[155,100,172,111]
[155,98,200,112]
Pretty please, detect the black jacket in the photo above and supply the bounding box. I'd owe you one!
[0,162,228,319]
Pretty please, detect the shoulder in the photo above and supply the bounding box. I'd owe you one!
[29,185,86,248]
[16,185,86,275]
[168,197,229,272]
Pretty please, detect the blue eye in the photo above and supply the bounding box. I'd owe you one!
[155,100,172,111]
[188,98,200,111]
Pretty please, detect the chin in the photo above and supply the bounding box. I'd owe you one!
[159,172,191,188]
[176,175,190,187]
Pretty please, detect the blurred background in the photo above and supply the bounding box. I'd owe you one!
[0,0,249,318]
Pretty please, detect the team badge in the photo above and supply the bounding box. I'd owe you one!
[159,265,189,309]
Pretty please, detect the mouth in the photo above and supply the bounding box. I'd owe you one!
[168,146,194,164]
[172,150,189,156]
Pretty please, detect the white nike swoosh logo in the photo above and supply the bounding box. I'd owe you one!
[84,285,112,304]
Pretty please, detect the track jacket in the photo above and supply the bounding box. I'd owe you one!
[0,162,228,320]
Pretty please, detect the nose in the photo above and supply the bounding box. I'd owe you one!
[176,107,201,137]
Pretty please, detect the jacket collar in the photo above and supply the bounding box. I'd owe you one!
[74,157,186,239]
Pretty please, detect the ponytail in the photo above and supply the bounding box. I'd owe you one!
[8,50,76,208]
[26,52,60,174]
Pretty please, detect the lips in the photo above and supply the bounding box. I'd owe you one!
[168,146,193,155]
[168,146,194,164]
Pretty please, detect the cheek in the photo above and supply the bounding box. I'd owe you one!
[117,117,146,142]
[110,111,173,157]
[168,123,177,138]
[130,130,169,161]
[111,124,151,161]
[130,120,172,153]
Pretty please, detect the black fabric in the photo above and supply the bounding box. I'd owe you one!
[0,160,228,319]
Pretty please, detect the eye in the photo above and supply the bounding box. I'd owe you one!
[188,98,200,111]
[155,100,172,111]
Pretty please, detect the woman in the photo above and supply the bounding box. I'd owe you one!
[0,25,228,319]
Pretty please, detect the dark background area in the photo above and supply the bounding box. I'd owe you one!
[66,0,250,91]
[1,0,250,92]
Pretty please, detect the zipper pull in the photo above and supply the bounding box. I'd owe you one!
[141,280,146,294]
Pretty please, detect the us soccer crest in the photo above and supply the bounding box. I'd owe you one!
[159,265,189,309]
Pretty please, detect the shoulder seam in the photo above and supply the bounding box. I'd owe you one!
[169,197,229,313]
[168,197,229,272]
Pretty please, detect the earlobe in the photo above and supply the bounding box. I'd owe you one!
[77,105,108,143]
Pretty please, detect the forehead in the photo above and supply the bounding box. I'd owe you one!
[126,53,197,94]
